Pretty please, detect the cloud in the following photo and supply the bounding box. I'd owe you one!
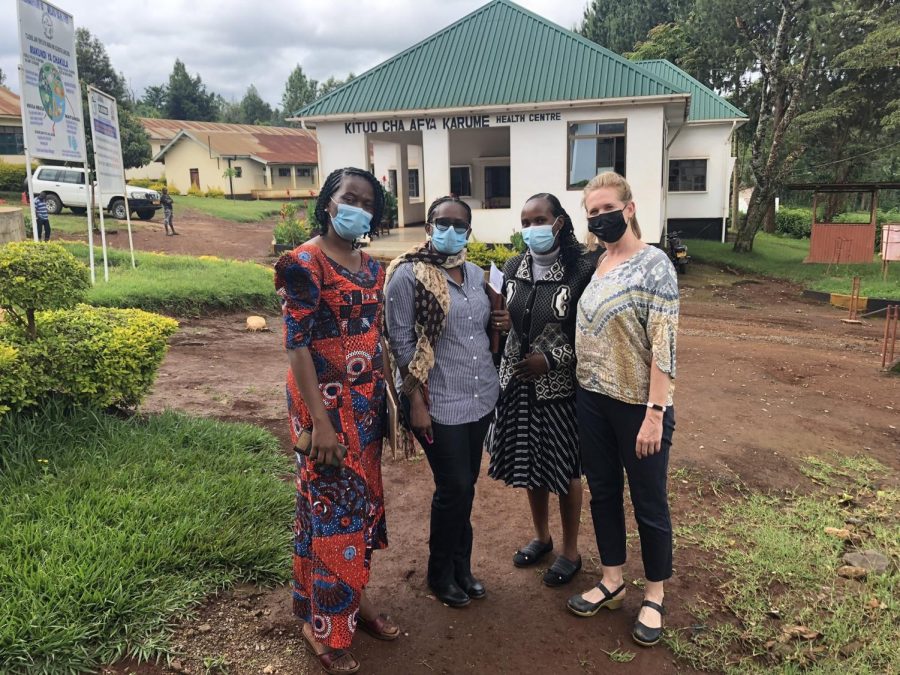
[0,0,585,107]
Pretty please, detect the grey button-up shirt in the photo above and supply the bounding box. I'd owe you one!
[385,261,500,426]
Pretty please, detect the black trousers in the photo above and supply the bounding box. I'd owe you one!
[576,386,675,582]
[405,399,492,588]
[37,217,50,241]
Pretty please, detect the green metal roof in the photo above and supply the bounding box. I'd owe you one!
[635,59,746,121]
[295,0,683,119]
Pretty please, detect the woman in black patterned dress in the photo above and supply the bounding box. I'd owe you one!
[488,193,597,587]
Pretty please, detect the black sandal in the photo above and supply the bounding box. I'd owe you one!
[542,555,582,587]
[512,538,553,568]
[632,600,666,647]
[567,581,625,617]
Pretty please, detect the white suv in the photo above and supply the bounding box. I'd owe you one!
[28,166,162,220]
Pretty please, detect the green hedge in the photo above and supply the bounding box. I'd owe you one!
[0,305,178,415]
[467,239,518,268]
[0,344,29,417]
[775,208,812,239]
[0,161,35,192]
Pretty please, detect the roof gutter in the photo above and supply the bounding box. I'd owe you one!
[287,93,691,125]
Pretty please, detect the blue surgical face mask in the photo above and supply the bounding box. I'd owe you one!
[430,224,469,255]
[330,199,372,241]
[522,219,559,254]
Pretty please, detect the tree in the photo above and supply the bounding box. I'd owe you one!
[0,68,6,87]
[75,28,151,170]
[317,73,356,98]
[163,59,218,121]
[238,85,273,125]
[579,0,675,54]
[281,65,318,120]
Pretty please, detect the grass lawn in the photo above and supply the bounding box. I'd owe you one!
[669,456,899,673]
[172,195,310,223]
[0,404,293,673]
[61,243,278,315]
[687,233,900,299]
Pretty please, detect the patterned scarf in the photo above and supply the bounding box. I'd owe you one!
[384,243,467,395]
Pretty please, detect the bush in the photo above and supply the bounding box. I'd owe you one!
[466,239,517,268]
[0,161,37,192]
[775,208,812,239]
[273,202,311,246]
[0,241,90,340]
[510,230,526,253]
[204,186,226,199]
[1,305,178,410]
[167,182,182,196]
[186,184,203,197]
[0,344,32,418]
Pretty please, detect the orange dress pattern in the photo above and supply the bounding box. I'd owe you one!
[275,244,387,650]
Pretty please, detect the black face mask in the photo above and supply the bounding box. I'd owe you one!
[587,209,629,243]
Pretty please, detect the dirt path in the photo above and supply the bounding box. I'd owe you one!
[58,208,278,262]
[124,264,899,674]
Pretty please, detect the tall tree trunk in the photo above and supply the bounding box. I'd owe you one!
[763,200,777,233]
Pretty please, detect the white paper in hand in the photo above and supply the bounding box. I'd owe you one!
[489,262,504,294]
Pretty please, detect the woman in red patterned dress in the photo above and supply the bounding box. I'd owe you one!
[275,167,398,675]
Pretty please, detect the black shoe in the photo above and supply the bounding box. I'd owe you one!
[429,582,471,608]
[567,581,625,617]
[513,538,553,568]
[542,555,582,587]
[455,573,486,599]
[632,600,666,647]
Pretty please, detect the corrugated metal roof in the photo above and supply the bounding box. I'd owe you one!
[140,118,311,141]
[634,60,746,121]
[0,87,21,118]
[295,0,681,119]
[154,129,318,165]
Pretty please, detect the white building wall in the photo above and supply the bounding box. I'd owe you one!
[666,122,735,221]
[314,103,670,243]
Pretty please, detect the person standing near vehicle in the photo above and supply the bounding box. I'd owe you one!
[161,187,177,235]
[34,192,51,242]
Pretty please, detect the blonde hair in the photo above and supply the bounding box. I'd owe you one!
[582,172,641,249]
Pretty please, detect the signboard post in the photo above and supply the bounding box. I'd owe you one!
[16,0,96,282]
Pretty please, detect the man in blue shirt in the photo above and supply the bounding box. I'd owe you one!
[34,192,51,242]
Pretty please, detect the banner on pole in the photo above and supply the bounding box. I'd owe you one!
[16,0,85,161]
[87,87,126,197]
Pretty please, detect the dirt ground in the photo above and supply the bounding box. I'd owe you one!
[106,256,898,675]
[58,208,278,262]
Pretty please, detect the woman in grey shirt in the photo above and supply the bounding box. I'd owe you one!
[384,196,504,608]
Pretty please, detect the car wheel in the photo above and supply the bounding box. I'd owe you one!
[136,209,155,220]
[44,193,63,214]
[110,199,128,220]
[70,207,87,216]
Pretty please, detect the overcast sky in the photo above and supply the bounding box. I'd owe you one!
[1,0,586,108]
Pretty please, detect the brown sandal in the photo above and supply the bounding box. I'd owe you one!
[301,624,360,674]
[357,613,401,641]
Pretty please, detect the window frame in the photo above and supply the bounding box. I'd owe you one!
[0,125,25,155]
[668,158,708,193]
[277,167,291,178]
[449,165,472,197]
[407,168,420,199]
[566,119,627,191]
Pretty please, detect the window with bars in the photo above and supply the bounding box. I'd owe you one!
[668,159,707,192]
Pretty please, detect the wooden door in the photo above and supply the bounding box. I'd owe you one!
[190,169,200,189]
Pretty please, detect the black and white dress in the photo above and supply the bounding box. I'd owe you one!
[488,248,597,494]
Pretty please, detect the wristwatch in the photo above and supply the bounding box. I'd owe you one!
[646,402,666,412]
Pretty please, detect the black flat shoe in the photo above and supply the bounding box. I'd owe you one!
[543,555,582,587]
[430,582,471,608]
[632,600,666,647]
[513,538,553,567]
[567,581,625,617]
[455,573,486,599]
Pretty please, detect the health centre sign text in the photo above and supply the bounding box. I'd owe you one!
[343,112,562,134]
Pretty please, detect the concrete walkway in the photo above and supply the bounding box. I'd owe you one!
[361,225,426,260]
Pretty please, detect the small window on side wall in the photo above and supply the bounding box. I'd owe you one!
[233,166,243,178]
[297,167,312,178]
[408,169,420,198]
[278,168,291,177]
[669,159,707,192]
